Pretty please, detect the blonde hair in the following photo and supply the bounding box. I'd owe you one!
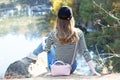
[55,17,79,44]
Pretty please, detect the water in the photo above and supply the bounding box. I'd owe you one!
[0,34,41,78]
[0,34,94,78]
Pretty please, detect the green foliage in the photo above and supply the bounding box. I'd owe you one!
[86,30,103,45]
[103,27,120,43]
[93,0,120,25]
[111,39,120,54]
[79,0,96,22]
[104,16,117,25]
[85,27,120,73]
[111,57,120,72]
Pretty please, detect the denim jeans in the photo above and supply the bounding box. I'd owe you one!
[33,42,77,74]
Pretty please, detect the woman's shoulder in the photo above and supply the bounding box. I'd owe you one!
[74,28,84,37]
[47,31,56,40]
[74,28,82,32]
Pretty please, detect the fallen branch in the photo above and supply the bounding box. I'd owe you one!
[99,53,120,57]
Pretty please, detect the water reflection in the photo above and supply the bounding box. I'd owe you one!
[0,34,41,78]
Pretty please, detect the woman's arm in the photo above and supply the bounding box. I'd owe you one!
[78,30,101,76]
[78,30,92,62]
[88,60,101,76]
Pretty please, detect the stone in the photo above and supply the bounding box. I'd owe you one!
[4,57,34,79]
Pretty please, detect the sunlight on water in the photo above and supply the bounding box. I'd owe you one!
[0,34,41,78]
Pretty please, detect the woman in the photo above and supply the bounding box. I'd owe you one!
[28,6,101,76]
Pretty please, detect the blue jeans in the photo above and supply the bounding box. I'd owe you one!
[33,43,77,74]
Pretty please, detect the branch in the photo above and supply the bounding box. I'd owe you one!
[93,0,120,25]
[99,53,120,56]
[106,45,116,54]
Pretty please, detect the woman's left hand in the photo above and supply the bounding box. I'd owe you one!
[92,71,101,76]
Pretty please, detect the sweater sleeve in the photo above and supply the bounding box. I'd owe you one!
[44,32,54,52]
[32,32,54,56]
[78,30,92,62]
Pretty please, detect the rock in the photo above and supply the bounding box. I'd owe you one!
[4,57,34,79]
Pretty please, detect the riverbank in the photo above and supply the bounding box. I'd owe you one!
[3,73,120,80]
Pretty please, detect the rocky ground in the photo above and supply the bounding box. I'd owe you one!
[3,73,120,80]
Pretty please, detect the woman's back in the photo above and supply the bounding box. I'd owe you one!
[45,28,82,64]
